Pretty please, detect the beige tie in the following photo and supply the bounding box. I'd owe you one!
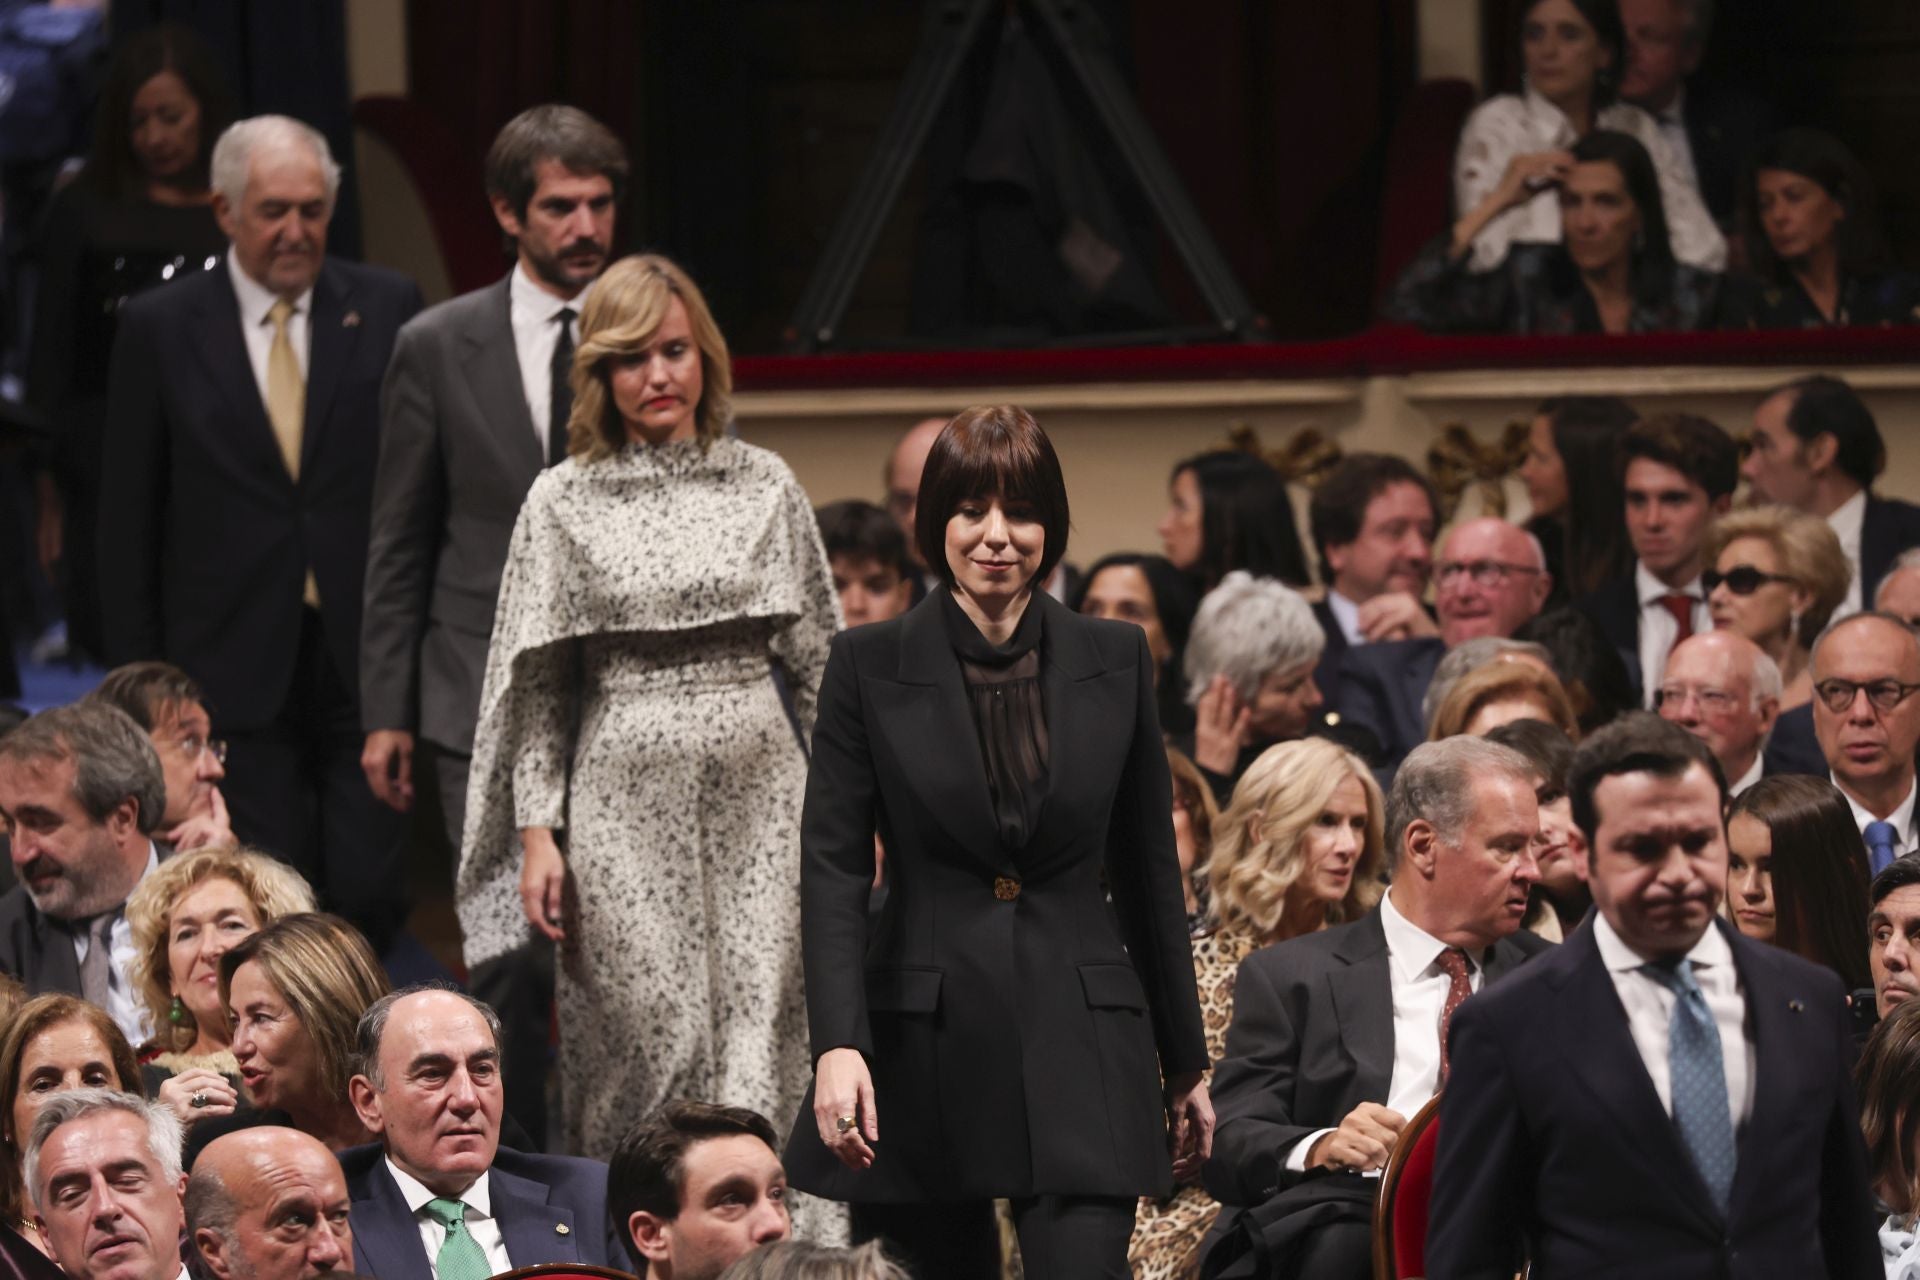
[266,299,321,608]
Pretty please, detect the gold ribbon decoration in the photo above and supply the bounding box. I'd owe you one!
[1223,421,1347,490]
[1426,420,1530,522]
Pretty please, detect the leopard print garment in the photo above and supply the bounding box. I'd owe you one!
[1127,922,1262,1280]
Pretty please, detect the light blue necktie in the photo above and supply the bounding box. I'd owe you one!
[1641,958,1736,1215]
[1867,821,1901,876]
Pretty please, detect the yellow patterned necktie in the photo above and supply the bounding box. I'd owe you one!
[265,297,304,480]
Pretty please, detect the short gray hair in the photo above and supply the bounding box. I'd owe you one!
[354,984,503,1089]
[1747,646,1783,710]
[24,1089,182,1209]
[1385,737,1534,871]
[717,1240,912,1280]
[1421,637,1554,733]
[211,115,342,209]
[1183,572,1325,705]
[183,1162,237,1247]
[0,703,166,835]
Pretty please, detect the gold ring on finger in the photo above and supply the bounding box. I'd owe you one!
[835,1114,856,1134]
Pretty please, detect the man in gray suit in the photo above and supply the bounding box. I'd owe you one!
[359,105,628,1148]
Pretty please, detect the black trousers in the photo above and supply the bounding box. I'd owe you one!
[852,1194,1135,1280]
[221,607,406,952]
[433,745,554,1150]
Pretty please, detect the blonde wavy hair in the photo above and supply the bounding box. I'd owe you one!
[1428,660,1579,743]
[126,845,316,1053]
[567,253,732,461]
[1207,738,1384,940]
[217,913,390,1102]
[1707,503,1851,650]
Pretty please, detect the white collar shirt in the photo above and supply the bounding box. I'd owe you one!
[227,246,313,399]
[1635,561,1711,708]
[1593,912,1755,1130]
[386,1158,513,1278]
[508,262,584,451]
[69,843,158,1045]
[1827,488,1868,623]
[1730,752,1764,798]
[1646,85,1701,196]
[1838,775,1920,858]
[1326,589,1365,647]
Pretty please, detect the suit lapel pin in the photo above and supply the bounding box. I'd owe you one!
[343,310,362,328]
[554,1223,571,1235]
[1788,999,1804,1013]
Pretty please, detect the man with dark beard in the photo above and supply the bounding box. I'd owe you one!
[358,104,628,1150]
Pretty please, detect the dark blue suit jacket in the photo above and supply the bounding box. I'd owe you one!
[1761,703,1827,779]
[1571,575,1644,707]
[1331,637,1444,776]
[1427,919,1878,1280]
[1863,494,1920,609]
[340,1144,624,1280]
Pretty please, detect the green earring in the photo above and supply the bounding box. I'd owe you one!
[168,996,188,1025]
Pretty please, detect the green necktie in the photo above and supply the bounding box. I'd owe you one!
[425,1198,493,1280]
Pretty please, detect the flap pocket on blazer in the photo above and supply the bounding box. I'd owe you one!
[1079,962,1148,1010]
[866,967,943,1013]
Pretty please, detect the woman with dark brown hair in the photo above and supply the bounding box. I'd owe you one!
[789,407,1209,1280]
[1725,776,1871,991]
[1855,998,1920,1274]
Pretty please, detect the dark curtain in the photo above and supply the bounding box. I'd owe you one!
[111,0,364,258]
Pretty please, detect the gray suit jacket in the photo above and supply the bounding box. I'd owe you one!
[361,275,545,754]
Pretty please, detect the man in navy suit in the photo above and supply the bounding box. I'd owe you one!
[1305,454,1438,707]
[1427,714,1878,1279]
[341,987,623,1280]
[97,115,423,948]
[1743,375,1920,620]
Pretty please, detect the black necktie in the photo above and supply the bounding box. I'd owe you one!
[548,308,576,466]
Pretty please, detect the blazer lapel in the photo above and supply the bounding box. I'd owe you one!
[1723,925,1803,1226]
[1030,595,1130,857]
[302,263,361,473]
[187,266,290,484]
[1326,911,1395,1102]
[461,275,544,478]
[491,1166,577,1268]
[349,1163,432,1280]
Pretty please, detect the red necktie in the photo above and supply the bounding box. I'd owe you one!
[1659,593,1696,645]
[1437,947,1473,1086]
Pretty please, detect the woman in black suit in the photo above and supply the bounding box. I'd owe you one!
[786,407,1211,1280]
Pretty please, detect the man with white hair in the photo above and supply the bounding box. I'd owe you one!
[98,115,423,948]
[1656,630,1781,796]
[26,1089,188,1280]
[1876,547,1920,631]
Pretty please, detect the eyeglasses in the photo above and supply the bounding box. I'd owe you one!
[1655,685,1743,716]
[1434,560,1542,588]
[1702,565,1794,596]
[172,735,228,765]
[1813,678,1920,715]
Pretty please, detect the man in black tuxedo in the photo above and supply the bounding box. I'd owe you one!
[98,115,423,948]
[1743,375,1920,619]
[1427,714,1879,1280]
[1305,454,1438,707]
[341,987,623,1280]
[1201,736,1550,1279]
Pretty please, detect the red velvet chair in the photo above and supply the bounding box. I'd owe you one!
[495,1265,637,1280]
[1372,1092,1443,1280]
[1372,77,1478,306]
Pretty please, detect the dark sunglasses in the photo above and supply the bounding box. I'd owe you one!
[1702,565,1794,596]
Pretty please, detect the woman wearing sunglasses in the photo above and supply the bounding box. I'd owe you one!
[1704,505,1850,711]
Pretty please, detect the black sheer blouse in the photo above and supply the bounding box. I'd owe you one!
[941,589,1050,849]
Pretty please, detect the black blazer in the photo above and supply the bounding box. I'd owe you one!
[784,590,1206,1203]
[1202,906,1549,1211]
[0,885,80,996]
[1571,574,1645,707]
[1309,598,1348,709]
[1863,494,1920,610]
[340,1144,624,1280]
[1427,919,1879,1280]
[1331,636,1445,776]
[1761,702,1828,779]
[1683,83,1776,227]
[98,258,424,730]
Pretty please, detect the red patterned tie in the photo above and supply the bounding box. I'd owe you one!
[1659,593,1696,646]
[1436,947,1474,1086]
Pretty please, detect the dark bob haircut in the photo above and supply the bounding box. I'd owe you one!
[1740,128,1891,288]
[1619,412,1739,501]
[609,1101,779,1269]
[914,406,1071,587]
[1567,711,1725,848]
[86,22,236,201]
[1307,453,1439,587]
[1727,774,1869,990]
[1171,450,1309,588]
[1521,0,1626,108]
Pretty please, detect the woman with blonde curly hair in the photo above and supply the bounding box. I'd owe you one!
[1427,658,1580,742]
[1128,737,1384,1279]
[124,844,314,1123]
[458,254,841,1203]
[1705,504,1850,711]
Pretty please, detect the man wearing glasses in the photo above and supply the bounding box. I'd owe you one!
[1810,612,1920,871]
[86,662,233,852]
[1655,631,1781,796]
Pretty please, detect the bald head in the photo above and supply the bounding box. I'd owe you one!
[1434,517,1552,648]
[884,417,950,566]
[1658,631,1780,785]
[1812,612,1920,816]
[188,1128,350,1280]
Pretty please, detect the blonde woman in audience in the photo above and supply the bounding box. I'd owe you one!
[1427,659,1580,741]
[1705,504,1850,712]
[0,995,144,1255]
[125,845,313,1120]
[1128,738,1385,1280]
[1856,997,1920,1277]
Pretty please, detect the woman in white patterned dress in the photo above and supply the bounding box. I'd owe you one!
[456,255,841,1217]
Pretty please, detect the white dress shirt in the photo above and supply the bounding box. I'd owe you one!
[1880,1214,1920,1279]
[509,263,584,451]
[1838,775,1920,859]
[1452,87,1726,274]
[1730,753,1764,798]
[1827,488,1868,623]
[1646,86,1703,199]
[1635,562,1712,709]
[1283,890,1480,1173]
[386,1158,513,1278]
[1592,913,1755,1131]
[227,247,313,397]
[1326,590,1365,647]
[70,844,158,1045]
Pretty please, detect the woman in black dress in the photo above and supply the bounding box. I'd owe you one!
[28,23,233,660]
[788,407,1211,1280]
